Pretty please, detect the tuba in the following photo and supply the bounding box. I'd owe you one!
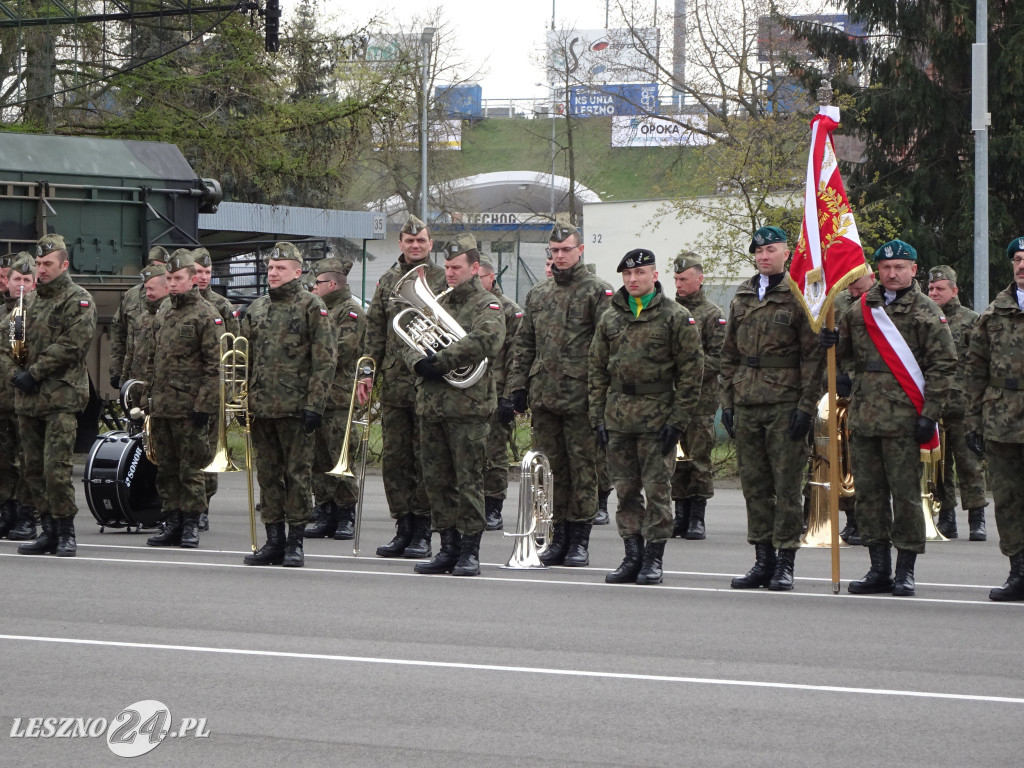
[389,266,488,389]
[8,285,26,366]
[120,379,156,464]
[803,393,855,547]
[920,424,948,542]
[501,450,554,569]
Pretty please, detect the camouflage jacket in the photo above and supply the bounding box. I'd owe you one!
[938,295,979,417]
[489,283,523,400]
[677,288,725,416]
[720,274,823,414]
[590,283,704,434]
[362,256,447,406]
[109,283,145,380]
[402,275,504,420]
[242,278,337,418]
[323,284,365,412]
[0,290,30,415]
[122,296,163,384]
[200,286,241,337]
[149,289,221,418]
[3,270,97,416]
[509,259,613,415]
[965,283,1024,443]
[836,282,956,436]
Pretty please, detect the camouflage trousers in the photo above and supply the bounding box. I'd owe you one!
[0,411,28,502]
[985,441,1024,558]
[483,412,513,499]
[671,412,716,500]
[531,408,597,524]
[734,403,806,549]
[419,417,487,535]
[151,417,211,516]
[310,408,358,507]
[936,414,988,512]
[608,431,674,543]
[18,411,78,519]
[251,416,315,526]
[203,417,218,505]
[849,432,925,554]
[380,404,430,521]
[596,448,612,494]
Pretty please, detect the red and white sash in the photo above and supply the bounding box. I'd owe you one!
[860,294,940,450]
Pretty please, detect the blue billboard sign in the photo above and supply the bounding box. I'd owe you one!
[568,84,658,117]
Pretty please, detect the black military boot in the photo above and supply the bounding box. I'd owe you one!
[768,548,797,591]
[684,498,706,540]
[605,535,644,583]
[198,510,210,532]
[968,508,987,541]
[839,510,863,545]
[892,550,917,596]
[306,502,339,539]
[244,522,286,565]
[147,511,182,546]
[7,504,37,541]
[484,497,504,531]
[333,504,356,540]
[636,541,666,585]
[283,524,305,567]
[0,498,16,538]
[671,499,689,538]
[376,515,414,557]
[936,505,958,539]
[989,552,1024,602]
[452,531,483,576]
[414,528,460,574]
[180,515,200,549]
[594,489,611,525]
[17,514,57,555]
[55,517,77,557]
[731,543,777,589]
[402,515,433,558]
[538,521,568,566]
[563,521,592,567]
[848,544,894,594]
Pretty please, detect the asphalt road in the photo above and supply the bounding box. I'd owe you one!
[2,466,1021,767]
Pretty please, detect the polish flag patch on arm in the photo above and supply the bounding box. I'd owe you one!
[488,302,501,310]
[604,289,614,296]
[79,300,90,307]
[320,308,329,316]
[214,317,223,325]
[349,311,359,319]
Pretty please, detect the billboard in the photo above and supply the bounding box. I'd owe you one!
[547,28,659,85]
[757,14,867,63]
[569,84,658,117]
[611,115,712,148]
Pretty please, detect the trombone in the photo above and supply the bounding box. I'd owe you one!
[327,356,376,556]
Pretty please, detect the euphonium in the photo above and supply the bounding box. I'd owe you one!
[389,266,487,389]
[8,285,26,366]
[803,393,854,547]
[921,423,948,542]
[501,450,554,569]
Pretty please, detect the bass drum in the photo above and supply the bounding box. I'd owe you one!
[83,431,162,530]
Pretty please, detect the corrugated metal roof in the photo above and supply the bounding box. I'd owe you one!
[201,202,385,240]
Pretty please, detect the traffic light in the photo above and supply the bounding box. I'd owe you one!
[264,0,280,53]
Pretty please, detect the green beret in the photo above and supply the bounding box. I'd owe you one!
[141,264,167,282]
[314,257,353,277]
[748,226,787,253]
[192,247,212,267]
[927,265,957,285]
[617,248,656,273]
[36,233,67,256]
[167,249,195,272]
[445,233,478,260]
[268,242,303,263]
[674,251,702,273]
[874,239,917,262]
[401,215,428,236]
[9,252,35,275]
[549,223,580,243]
[1005,236,1024,259]
[147,245,169,264]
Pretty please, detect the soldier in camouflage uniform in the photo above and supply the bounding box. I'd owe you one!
[510,223,613,567]
[403,234,503,576]
[670,252,725,540]
[926,265,988,541]
[109,245,168,392]
[143,252,220,548]
[721,227,823,591]
[2,235,97,556]
[359,215,446,560]
[306,256,365,541]
[590,249,704,585]
[964,237,1024,601]
[120,265,169,399]
[831,240,956,596]
[478,259,523,531]
[0,254,36,540]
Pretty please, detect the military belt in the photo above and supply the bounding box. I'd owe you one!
[990,376,1022,391]
[856,361,887,373]
[610,380,675,395]
[740,355,799,369]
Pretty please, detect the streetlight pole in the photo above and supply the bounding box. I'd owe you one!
[420,26,436,226]
[537,81,556,219]
[972,0,989,309]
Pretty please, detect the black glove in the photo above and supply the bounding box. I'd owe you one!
[788,408,812,441]
[510,388,529,413]
[721,407,735,439]
[110,375,120,390]
[966,431,985,457]
[819,327,840,349]
[914,415,938,445]
[595,425,609,450]
[11,370,38,394]
[658,423,682,456]
[836,373,852,398]
[497,397,517,424]
[235,411,248,428]
[414,355,445,381]
[191,411,210,428]
[302,409,322,434]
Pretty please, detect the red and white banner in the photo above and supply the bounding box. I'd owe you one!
[788,105,868,331]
